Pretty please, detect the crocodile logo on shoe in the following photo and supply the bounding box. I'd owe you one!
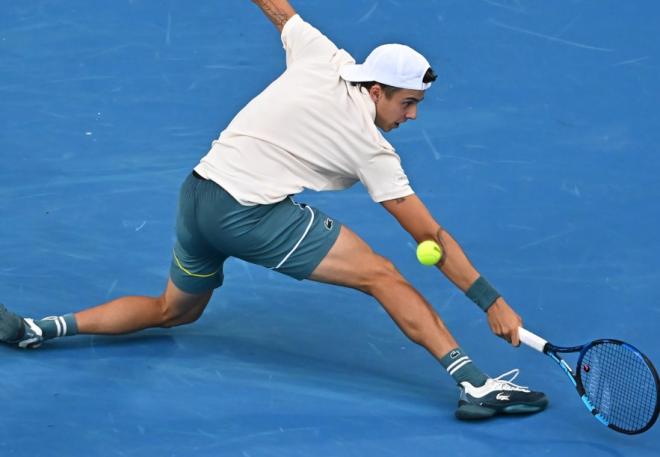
[496,393,510,401]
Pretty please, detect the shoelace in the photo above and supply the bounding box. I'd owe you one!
[491,369,530,392]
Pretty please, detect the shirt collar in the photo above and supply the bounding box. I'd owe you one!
[359,86,377,121]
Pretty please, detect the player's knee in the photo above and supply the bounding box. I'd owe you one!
[160,312,200,328]
[158,296,203,328]
[358,255,405,295]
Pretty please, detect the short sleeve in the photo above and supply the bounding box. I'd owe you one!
[281,15,339,67]
[358,150,414,202]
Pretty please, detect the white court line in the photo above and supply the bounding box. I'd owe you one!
[612,56,650,67]
[518,228,576,250]
[489,19,614,52]
[421,129,441,160]
[357,3,379,23]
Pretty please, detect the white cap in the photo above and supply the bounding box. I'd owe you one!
[340,44,433,91]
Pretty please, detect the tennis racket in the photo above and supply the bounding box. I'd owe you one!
[519,327,660,434]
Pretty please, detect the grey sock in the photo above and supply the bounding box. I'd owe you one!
[440,347,488,387]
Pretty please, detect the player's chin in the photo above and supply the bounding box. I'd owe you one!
[383,122,403,132]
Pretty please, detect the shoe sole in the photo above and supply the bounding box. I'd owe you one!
[455,404,498,420]
[455,398,549,421]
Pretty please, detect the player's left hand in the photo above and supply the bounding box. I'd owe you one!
[487,298,523,346]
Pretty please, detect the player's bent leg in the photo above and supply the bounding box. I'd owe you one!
[0,279,213,348]
[75,278,212,334]
[309,225,459,360]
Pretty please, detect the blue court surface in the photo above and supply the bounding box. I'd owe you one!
[2,1,659,456]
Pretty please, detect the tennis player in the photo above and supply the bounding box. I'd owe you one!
[1,0,548,420]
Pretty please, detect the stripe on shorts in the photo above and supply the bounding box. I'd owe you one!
[271,203,315,270]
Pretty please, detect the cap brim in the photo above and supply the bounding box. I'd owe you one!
[339,63,373,83]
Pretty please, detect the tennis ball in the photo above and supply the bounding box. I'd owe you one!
[416,240,443,266]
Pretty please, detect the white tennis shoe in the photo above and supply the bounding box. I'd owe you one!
[0,304,44,349]
[456,369,549,420]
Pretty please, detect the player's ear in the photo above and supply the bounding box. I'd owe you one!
[369,84,382,103]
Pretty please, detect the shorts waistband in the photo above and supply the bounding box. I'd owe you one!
[192,170,206,180]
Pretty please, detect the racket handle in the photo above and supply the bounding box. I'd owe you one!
[519,327,548,353]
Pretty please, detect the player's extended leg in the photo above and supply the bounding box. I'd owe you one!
[309,225,548,419]
[309,225,458,361]
[0,278,212,348]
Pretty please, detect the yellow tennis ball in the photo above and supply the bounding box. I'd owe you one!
[416,240,443,266]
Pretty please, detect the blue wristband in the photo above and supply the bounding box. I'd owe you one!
[466,276,500,312]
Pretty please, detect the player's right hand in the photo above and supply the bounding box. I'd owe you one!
[486,298,523,346]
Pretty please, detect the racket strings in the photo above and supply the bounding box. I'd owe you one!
[580,342,658,433]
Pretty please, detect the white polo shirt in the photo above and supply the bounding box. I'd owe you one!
[194,14,414,206]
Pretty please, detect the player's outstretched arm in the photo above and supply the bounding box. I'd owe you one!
[381,194,477,288]
[251,0,297,32]
[381,194,523,345]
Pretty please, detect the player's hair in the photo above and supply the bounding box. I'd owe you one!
[350,67,438,98]
[423,67,438,84]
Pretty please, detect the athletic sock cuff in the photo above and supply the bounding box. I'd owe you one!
[62,313,78,336]
[440,347,488,387]
[37,314,79,339]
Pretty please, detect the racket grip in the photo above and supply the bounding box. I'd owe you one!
[519,327,548,353]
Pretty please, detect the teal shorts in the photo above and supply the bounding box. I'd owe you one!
[170,172,341,294]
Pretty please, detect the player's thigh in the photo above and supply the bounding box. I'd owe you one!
[309,225,398,290]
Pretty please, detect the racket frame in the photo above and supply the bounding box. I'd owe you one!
[519,327,660,435]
